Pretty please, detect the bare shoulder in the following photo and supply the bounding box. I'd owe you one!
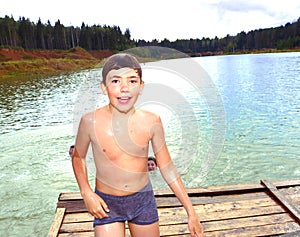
[136,109,162,123]
[80,106,107,125]
[81,107,106,122]
[80,110,94,123]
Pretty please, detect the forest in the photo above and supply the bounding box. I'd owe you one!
[1,15,300,55]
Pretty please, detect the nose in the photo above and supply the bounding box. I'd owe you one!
[120,81,129,92]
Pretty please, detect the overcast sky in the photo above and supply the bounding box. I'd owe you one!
[1,0,300,41]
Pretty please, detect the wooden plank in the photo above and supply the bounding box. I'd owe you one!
[60,221,93,233]
[47,208,66,237]
[57,200,87,213]
[57,191,299,214]
[202,213,294,232]
[59,192,82,201]
[50,179,300,237]
[57,222,300,237]
[62,203,285,225]
[173,222,300,237]
[158,194,280,217]
[62,193,298,224]
[56,192,300,229]
[280,231,300,237]
[61,191,280,221]
[155,179,300,196]
[158,204,286,224]
[58,179,300,200]
[280,187,300,207]
[261,180,300,224]
[158,213,300,236]
[63,212,93,223]
[204,222,300,237]
[58,232,93,237]
[156,191,270,207]
[157,189,299,207]
[58,209,297,235]
[57,186,300,210]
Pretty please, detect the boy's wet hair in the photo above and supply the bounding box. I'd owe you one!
[102,53,142,85]
[148,156,157,165]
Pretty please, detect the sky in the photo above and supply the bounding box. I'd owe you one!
[1,0,300,41]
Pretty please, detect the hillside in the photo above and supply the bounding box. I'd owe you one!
[0,47,113,80]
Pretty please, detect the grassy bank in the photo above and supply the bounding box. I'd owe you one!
[0,58,99,79]
[0,47,113,80]
[1,46,299,80]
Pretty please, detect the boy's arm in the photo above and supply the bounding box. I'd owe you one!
[151,116,204,237]
[72,114,109,218]
[72,114,93,196]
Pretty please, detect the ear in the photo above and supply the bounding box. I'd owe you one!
[139,81,145,95]
[100,82,108,95]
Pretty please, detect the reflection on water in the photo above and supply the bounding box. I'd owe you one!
[196,52,300,185]
[0,53,300,236]
[0,72,89,134]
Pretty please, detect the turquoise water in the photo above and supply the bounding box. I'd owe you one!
[0,52,299,236]
[197,53,300,185]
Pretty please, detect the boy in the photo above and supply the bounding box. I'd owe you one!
[72,53,204,237]
[148,156,157,171]
[69,145,75,157]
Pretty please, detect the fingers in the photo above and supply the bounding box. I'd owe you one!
[189,224,204,237]
[92,204,109,219]
[88,203,109,219]
[191,230,200,237]
[94,198,110,219]
[191,231,203,237]
[99,198,110,213]
[84,194,110,219]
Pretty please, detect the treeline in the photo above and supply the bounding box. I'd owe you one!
[138,17,300,54]
[1,15,300,54]
[0,15,135,51]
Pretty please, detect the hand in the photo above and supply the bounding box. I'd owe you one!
[82,191,110,219]
[188,215,204,237]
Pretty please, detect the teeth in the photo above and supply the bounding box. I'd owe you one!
[118,97,131,103]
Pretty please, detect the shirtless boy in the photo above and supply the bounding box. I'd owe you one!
[72,53,204,237]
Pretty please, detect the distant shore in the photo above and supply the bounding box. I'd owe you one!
[1,47,299,80]
[0,47,113,80]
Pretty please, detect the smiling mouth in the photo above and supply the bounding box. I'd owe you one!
[117,96,132,104]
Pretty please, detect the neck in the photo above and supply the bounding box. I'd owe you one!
[108,103,135,117]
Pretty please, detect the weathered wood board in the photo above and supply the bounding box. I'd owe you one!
[48,179,300,237]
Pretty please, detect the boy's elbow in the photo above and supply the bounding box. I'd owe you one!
[160,161,179,184]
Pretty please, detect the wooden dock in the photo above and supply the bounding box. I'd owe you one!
[48,179,300,236]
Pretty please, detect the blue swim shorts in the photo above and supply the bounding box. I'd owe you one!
[93,182,159,226]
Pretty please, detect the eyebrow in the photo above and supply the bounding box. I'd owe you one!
[110,75,139,79]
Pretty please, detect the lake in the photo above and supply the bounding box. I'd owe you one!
[0,52,299,236]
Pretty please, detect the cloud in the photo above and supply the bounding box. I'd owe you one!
[215,1,266,13]
[1,0,300,41]
[209,0,300,22]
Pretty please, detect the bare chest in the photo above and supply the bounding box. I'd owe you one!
[94,121,150,158]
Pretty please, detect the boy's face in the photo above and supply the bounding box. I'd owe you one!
[101,67,144,114]
[148,160,157,171]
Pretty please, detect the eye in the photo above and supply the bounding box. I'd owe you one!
[130,79,138,84]
[111,79,119,84]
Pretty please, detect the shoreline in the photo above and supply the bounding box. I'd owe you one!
[0,47,113,80]
[1,47,300,80]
